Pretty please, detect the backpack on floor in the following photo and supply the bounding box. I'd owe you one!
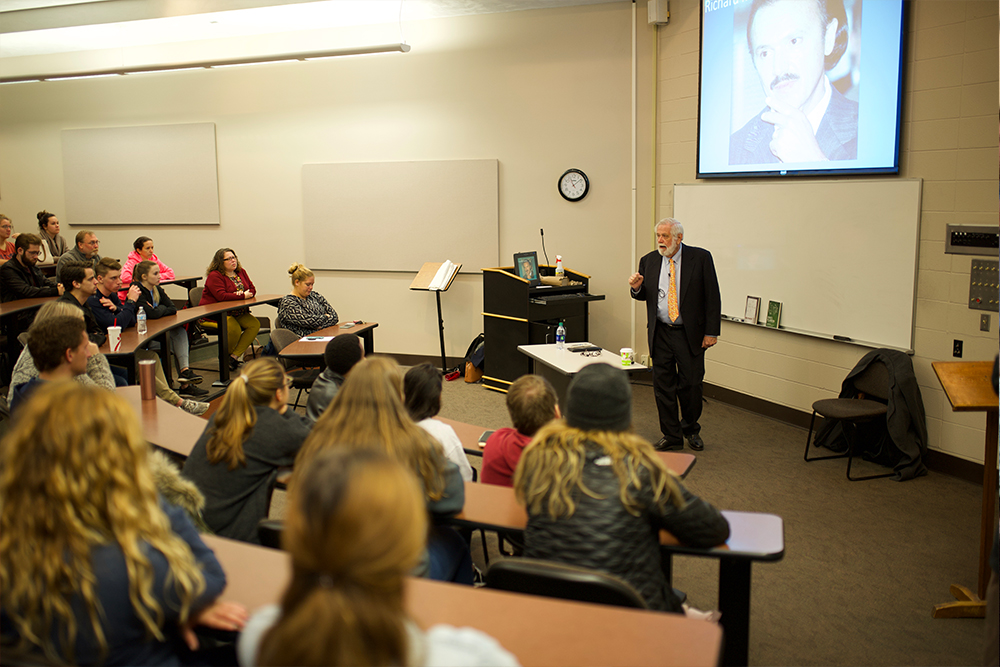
[462,333,485,383]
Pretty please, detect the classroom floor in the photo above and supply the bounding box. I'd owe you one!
[189,344,989,667]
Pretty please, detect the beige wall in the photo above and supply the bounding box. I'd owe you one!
[0,3,638,363]
[649,0,999,465]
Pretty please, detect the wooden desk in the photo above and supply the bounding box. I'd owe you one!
[99,295,282,384]
[437,416,696,479]
[931,360,998,618]
[447,481,783,667]
[518,343,650,402]
[116,385,206,458]
[0,295,56,318]
[277,321,379,363]
[160,275,201,291]
[202,534,723,667]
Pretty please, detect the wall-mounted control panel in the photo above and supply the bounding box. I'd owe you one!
[946,224,999,256]
[968,259,999,312]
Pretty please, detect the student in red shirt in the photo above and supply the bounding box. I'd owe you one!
[481,374,559,487]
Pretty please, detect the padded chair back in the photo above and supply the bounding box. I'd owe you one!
[269,328,300,354]
[485,558,648,610]
[257,519,285,550]
[852,359,890,402]
[188,286,204,308]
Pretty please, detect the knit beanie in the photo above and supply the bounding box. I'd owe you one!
[564,363,632,432]
[324,333,363,375]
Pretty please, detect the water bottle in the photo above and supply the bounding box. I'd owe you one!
[556,321,566,350]
[555,255,564,278]
[137,306,147,335]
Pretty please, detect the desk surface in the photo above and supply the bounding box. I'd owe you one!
[203,534,723,667]
[116,385,206,457]
[277,321,379,357]
[0,296,55,318]
[932,361,999,412]
[450,481,784,561]
[437,416,696,479]
[99,294,283,355]
[518,343,645,375]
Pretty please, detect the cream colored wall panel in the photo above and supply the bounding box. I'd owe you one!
[918,211,951,241]
[958,115,999,147]
[939,420,989,462]
[911,1,968,29]
[906,150,958,179]
[960,82,999,115]
[963,15,997,50]
[913,329,958,365]
[917,270,951,301]
[909,88,962,121]
[909,55,964,92]
[921,386,946,421]
[955,147,999,181]
[961,49,999,84]
[919,182,957,212]
[925,416,942,450]
[912,22,967,60]
[914,299,952,330]
[909,120,960,151]
[918,239,951,271]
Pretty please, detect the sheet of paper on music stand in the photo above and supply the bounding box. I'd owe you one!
[429,260,458,291]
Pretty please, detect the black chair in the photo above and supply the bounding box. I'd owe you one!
[484,558,648,609]
[257,518,285,550]
[269,328,321,410]
[804,358,893,481]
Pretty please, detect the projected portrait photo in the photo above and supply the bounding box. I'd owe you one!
[728,0,861,166]
[517,255,537,281]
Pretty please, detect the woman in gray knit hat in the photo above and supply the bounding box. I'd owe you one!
[513,362,730,613]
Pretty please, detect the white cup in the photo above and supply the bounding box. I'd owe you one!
[107,326,122,352]
[620,347,634,366]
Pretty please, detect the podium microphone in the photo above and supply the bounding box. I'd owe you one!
[540,228,551,266]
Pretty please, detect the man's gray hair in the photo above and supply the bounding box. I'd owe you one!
[656,218,684,238]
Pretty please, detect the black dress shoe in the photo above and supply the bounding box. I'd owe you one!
[654,437,684,452]
[686,433,705,451]
[229,357,242,371]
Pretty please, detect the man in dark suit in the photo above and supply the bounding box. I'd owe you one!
[629,219,721,451]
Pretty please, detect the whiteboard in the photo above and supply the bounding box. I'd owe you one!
[302,159,498,273]
[674,180,921,351]
[61,123,220,225]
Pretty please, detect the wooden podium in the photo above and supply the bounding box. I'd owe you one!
[930,360,998,618]
[481,265,604,393]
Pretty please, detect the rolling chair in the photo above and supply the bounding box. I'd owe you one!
[269,328,322,410]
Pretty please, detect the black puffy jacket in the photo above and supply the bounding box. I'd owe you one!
[523,444,730,612]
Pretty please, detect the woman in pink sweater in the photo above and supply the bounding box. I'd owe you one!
[119,236,175,301]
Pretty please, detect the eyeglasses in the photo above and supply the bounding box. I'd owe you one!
[223,256,238,262]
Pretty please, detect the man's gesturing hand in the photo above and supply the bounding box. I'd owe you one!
[628,273,644,290]
[761,96,829,164]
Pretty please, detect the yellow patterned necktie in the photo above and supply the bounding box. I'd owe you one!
[668,257,679,321]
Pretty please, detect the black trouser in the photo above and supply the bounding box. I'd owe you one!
[652,322,705,445]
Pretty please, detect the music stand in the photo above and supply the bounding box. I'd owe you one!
[410,261,462,373]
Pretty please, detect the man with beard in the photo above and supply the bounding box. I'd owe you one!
[628,218,721,452]
[0,233,63,337]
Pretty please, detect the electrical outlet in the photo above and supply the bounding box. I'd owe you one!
[640,354,650,366]
[981,314,991,332]
[953,339,963,358]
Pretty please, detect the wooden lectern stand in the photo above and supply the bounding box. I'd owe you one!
[481,264,605,393]
[410,262,462,373]
[930,360,998,619]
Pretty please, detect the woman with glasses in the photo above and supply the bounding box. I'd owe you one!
[199,247,261,371]
[0,214,15,263]
[183,358,310,544]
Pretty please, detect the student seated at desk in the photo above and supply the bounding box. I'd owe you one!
[0,214,15,263]
[297,357,472,584]
[0,383,248,666]
[404,363,474,482]
[8,301,113,407]
[8,313,92,412]
[131,259,206,394]
[86,259,209,414]
[304,333,364,423]
[276,262,338,337]
[35,210,67,265]
[514,363,730,614]
[482,374,560,487]
[238,449,518,667]
[183,358,310,545]
[119,235,175,300]
[200,248,260,371]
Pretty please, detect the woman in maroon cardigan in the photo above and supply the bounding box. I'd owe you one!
[199,248,261,370]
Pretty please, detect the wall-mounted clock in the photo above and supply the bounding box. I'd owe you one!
[558,168,589,202]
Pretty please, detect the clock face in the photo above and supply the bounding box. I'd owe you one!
[558,169,589,201]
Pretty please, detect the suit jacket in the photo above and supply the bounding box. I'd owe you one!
[729,86,858,165]
[631,244,721,355]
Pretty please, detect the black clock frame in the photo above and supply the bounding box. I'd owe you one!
[558,168,589,202]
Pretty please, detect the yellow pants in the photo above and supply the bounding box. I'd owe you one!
[202,312,261,357]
